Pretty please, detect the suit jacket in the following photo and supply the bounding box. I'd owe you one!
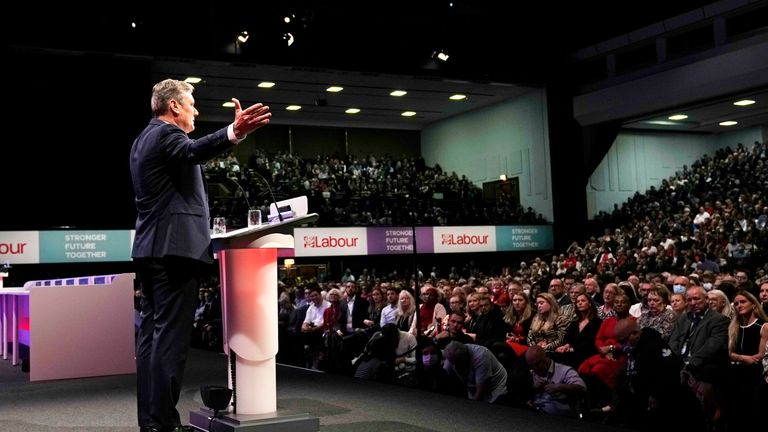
[668,308,729,374]
[131,119,234,263]
[348,296,370,330]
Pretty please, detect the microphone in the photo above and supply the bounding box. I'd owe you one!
[226,176,252,211]
[249,169,284,222]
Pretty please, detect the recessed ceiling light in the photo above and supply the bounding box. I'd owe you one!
[258,82,275,88]
[644,120,678,125]
[668,114,688,120]
[222,101,235,108]
[286,105,302,111]
[401,111,416,117]
[449,94,466,101]
[390,90,407,97]
[184,77,202,84]
[327,86,344,93]
[733,99,755,106]
[719,121,738,126]
[345,108,360,114]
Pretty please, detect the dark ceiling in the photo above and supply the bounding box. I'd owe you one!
[6,1,720,84]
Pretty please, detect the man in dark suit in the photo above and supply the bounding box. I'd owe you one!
[131,79,270,432]
[668,285,729,427]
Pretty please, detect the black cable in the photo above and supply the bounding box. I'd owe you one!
[230,351,237,413]
[226,176,252,210]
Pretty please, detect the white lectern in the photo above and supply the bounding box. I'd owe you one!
[190,201,319,432]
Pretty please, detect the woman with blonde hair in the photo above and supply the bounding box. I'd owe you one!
[707,289,734,319]
[504,292,534,355]
[527,292,568,351]
[395,290,417,335]
[725,290,768,431]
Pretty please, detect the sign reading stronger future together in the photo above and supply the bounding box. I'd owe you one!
[0,225,552,263]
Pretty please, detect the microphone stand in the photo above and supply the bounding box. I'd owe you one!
[250,169,284,223]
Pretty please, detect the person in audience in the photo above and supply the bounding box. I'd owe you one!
[629,280,652,318]
[395,290,417,335]
[668,285,730,427]
[559,282,587,320]
[724,290,768,432]
[363,286,385,333]
[443,341,509,404]
[504,292,534,355]
[553,294,601,369]
[379,286,399,327]
[302,286,329,369]
[578,294,633,411]
[433,312,474,349]
[548,278,570,307]
[418,285,447,336]
[760,280,768,316]
[607,319,700,430]
[670,291,688,316]
[707,289,734,319]
[473,293,508,348]
[525,345,587,417]
[448,294,466,317]
[464,291,481,337]
[527,292,568,352]
[597,282,620,319]
[638,284,677,341]
[584,277,603,306]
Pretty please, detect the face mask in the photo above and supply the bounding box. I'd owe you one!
[702,282,713,291]
[673,284,686,294]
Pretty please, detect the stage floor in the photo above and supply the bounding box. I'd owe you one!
[0,349,621,432]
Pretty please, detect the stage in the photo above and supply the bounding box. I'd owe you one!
[0,348,621,432]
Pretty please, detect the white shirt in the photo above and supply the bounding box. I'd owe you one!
[303,300,330,327]
[380,303,398,327]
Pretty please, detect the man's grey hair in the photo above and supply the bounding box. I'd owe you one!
[151,79,194,117]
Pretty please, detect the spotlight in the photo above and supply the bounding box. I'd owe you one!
[283,32,295,46]
[432,50,449,62]
[237,31,250,44]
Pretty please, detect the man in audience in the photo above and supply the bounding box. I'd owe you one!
[525,345,587,417]
[379,286,399,327]
[548,278,570,306]
[443,341,508,404]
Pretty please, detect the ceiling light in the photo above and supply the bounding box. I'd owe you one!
[237,31,249,44]
[326,86,344,93]
[668,114,688,120]
[390,90,407,97]
[286,105,302,111]
[500,174,507,181]
[719,121,738,126]
[449,94,466,101]
[401,111,416,117]
[184,77,202,84]
[644,120,678,125]
[222,101,236,108]
[345,108,360,114]
[733,99,755,106]
[258,82,275,88]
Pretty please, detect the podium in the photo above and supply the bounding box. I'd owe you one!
[190,205,319,432]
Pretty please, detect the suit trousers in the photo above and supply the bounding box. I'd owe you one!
[135,256,205,430]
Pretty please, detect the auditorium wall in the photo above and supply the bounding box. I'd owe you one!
[586,126,763,218]
[420,89,554,221]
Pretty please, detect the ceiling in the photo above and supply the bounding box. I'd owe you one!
[151,58,534,130]
[622,86,768,134]
[11,1,762,134]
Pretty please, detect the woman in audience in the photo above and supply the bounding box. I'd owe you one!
[464,291,481,337]
[638,284,677,341]
[527,292,568,351]
[578,293,634,410]
[670,291,688,316]
[553,293,602,368]
[395,290,417,335]
[504,292,534,355]
[363,286,385,333]
[725,290,768,431]
[597,282,621,319]
[708,289,735,319]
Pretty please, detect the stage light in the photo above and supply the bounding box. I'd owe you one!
[286,105,302,111]
[345,108,361,114]
[222,101,235,108]
[258,82,275,88]
[184,77,202,84]
[719,120,738,126]
[237,31,250,44]
[401,111,416,117]
[733,99,755,106]
[432,50,449,62]
[283,32,295,46]
[449,94,466,101]
[200,385,232,427]
[390,90,407,97]
[326,86,344,93]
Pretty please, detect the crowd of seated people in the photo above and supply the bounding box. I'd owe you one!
[203,151,547,228]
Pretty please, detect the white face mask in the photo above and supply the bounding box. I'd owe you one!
[673,284,686,294]
[702,282,713,291]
